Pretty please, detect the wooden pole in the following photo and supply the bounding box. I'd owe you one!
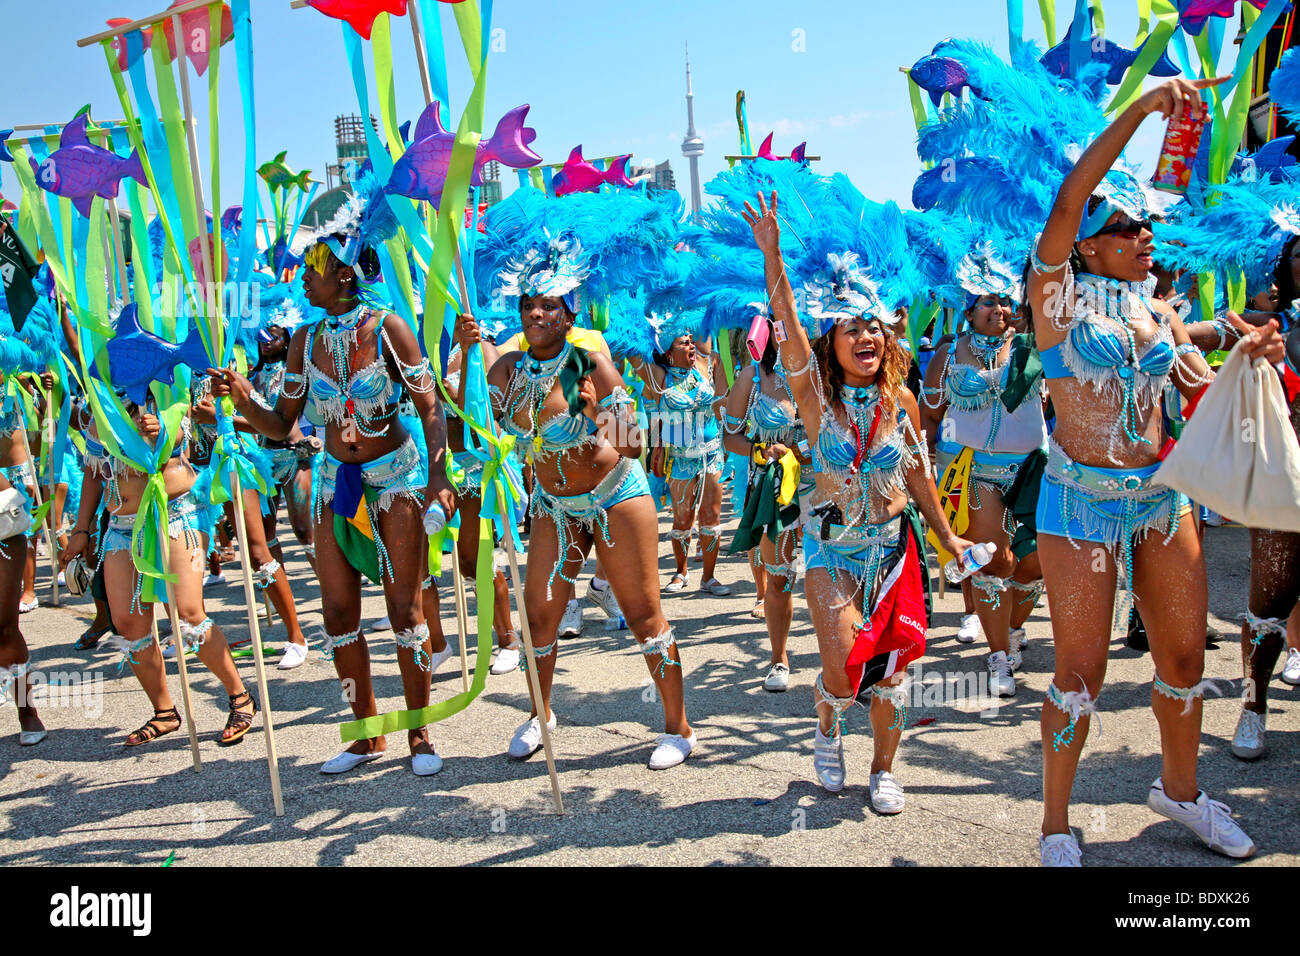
[229,473,285,815]
[76,0,218,46]
[451,550,470,694]
[14,422,58,606]
[157,523,203,771]
[503,535,563,814]
[408,0,436,107]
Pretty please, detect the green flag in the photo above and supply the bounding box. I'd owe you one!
[0,216,41,332]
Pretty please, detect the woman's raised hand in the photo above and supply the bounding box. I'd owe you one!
[742,191,781,255]
[1138,75,1229,123]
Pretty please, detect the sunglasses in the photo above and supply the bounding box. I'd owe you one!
[1092,217,1152,240]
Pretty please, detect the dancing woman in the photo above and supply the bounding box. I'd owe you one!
[213,176,455,776]
[631,334,730,595]
[920,283,1047,696]
[721,321,813,691]
[744,189,974,812]
[1024,75,1282,864]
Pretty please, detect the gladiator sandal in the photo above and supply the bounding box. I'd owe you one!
[220,689,257,745]
[125,707,182,747]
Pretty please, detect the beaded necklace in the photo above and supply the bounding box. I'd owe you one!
[506,341,573,451]
[320,304,395,439]
[970,333,1006,449]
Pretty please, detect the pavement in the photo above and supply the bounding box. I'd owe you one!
[1,501,1296,867]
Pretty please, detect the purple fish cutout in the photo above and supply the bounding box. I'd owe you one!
[1041,34,1181,83]
[0,130,12,163]
[385,102,541,208]
[265,235,303,275]
[29,114,146,218]
[91,304,212,406]
[1179,0,1276,36]
[552,146,634,197]
[755,133,807,163]
[909,55,972,106]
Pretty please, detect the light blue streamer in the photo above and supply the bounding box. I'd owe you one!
[417,0,450,114]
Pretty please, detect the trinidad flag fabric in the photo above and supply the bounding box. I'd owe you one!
[845,532,928,697]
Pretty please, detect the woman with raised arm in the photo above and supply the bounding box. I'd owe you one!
[1023,75,1283,865]
[212,175,455,777]
[743,188,974,813]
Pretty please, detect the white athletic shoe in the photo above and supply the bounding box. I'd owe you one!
[648,731,695,770]
[370,615,392,632]
[320,750,381,775]
[162,642,177,661]
[558,600,583,638]
[1039,832,1082,867]
[411,751,443,776]
[869,771,905,814]
[1008,628,1027,670]
[1147,778,1256,859]
[508,712,555,760]
[1282,648,1300,686]
[813,727,845,793]
[585,581,622,619]
[763,663,790,693]
[1230,708,1266,761]
[956,613,980,644]
[277,641,309,670]
[203,572,227,586]
[987,651,1015,698]
[490,644,520,675]
[428,642,455,675]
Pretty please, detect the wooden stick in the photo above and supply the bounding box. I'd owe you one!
[171,13,219,331]
[229,473,285,816]
[76,0,220,46]
[8,119,130,132]
[503,534,563,814]
[14,423,59,606]
[157,528,203,771]
[408,0,436,107]
[451,549,470,695]
[45,408,60,608]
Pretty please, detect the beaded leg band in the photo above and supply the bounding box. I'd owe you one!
[669,528,693,545]
[394,622,432,671]
[970,573,1008,612]
[323,627,362,662]
[815,674,856,739]
[178,617,213,653]
[1240,611,1286,653]
[253,559,281,591]
[872,681,909,731]
[1009,578,1045,607]
[1046,677,1101,752]
[639,627,681,679]
[266,537,281,550]
[1153,672,1222,717]
[111,635,156,673]
[698,525,722,550]
[519,640,557,673]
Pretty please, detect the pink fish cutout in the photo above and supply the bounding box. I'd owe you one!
[551,146,634,197]
[106,19,153,71]
[306,0,408,40]
[756,133,807,163]
[29,114,147,219]
[385,102,541,207]
[160,0,234,76]
[188,233,228,288]
[1179,0,1272,35]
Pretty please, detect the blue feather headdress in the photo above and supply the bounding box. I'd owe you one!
[1272,48,1300,130]
[293,170,399,272]
[0,294,59,375]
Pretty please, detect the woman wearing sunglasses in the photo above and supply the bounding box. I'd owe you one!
[1025,75,1284,865]
[920,283,1047,698]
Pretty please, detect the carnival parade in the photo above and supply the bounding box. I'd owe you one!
[2,0,1300,882]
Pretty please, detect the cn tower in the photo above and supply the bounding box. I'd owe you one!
[682,43,704,217]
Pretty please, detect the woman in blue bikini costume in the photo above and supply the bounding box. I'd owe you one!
[1025,75,1284,865]
[213,178,456,778]
[744,190,975,814]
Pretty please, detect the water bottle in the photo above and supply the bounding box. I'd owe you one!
[423,504,447,536]
[604,615,628,632]
[943,542,996,584]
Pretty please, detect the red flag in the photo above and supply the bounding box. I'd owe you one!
[844,533,927,696]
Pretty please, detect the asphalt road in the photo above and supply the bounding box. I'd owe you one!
[1,501,1294,867]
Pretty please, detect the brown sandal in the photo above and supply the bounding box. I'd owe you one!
[125,708,181,747]
[219,690,257,745]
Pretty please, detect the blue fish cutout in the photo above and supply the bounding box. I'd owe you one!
[265,234,303,274]
[0,130,12,163]
[1041,35,1182,84]
[909,55,972,106]
[91,304,211,406]
[1253,136,1298,180]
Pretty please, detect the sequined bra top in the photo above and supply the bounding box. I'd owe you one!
[745,370,805,447]
[289,307,405,434]
[656,359,718,449]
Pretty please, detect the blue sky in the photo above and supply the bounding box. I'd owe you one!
[0,0,1241,211]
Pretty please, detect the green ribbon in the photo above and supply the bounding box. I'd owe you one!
[1107,0,1179,114]
[1000,333,1044,412]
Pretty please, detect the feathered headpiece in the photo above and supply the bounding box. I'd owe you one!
[0,294,59,375]
[293,169,398,274]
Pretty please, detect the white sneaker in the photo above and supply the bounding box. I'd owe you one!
[763,663,790,693]
[558,600,583,638]
[204,572,227,586]
[648,731,695,769]
[428,642,455,675]
[585,581,621,619]
[277,641,309,670]
[1008,628,1027,670]
[490,644,521,675]
[956,613,980,644]
[1147,778,1256,859]
[813,727,845,793]
[370,615,392,632]
[1039,832,1082,867]
[320,750,381,775]
[508,712,555,760]
[411,751,443,776]
[1282,648,1300,686]
[869,771,905,814]
[57,571,66,587]
[162,642,177,661]
[1230,708,1266,761]
[987,651,1015,697]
